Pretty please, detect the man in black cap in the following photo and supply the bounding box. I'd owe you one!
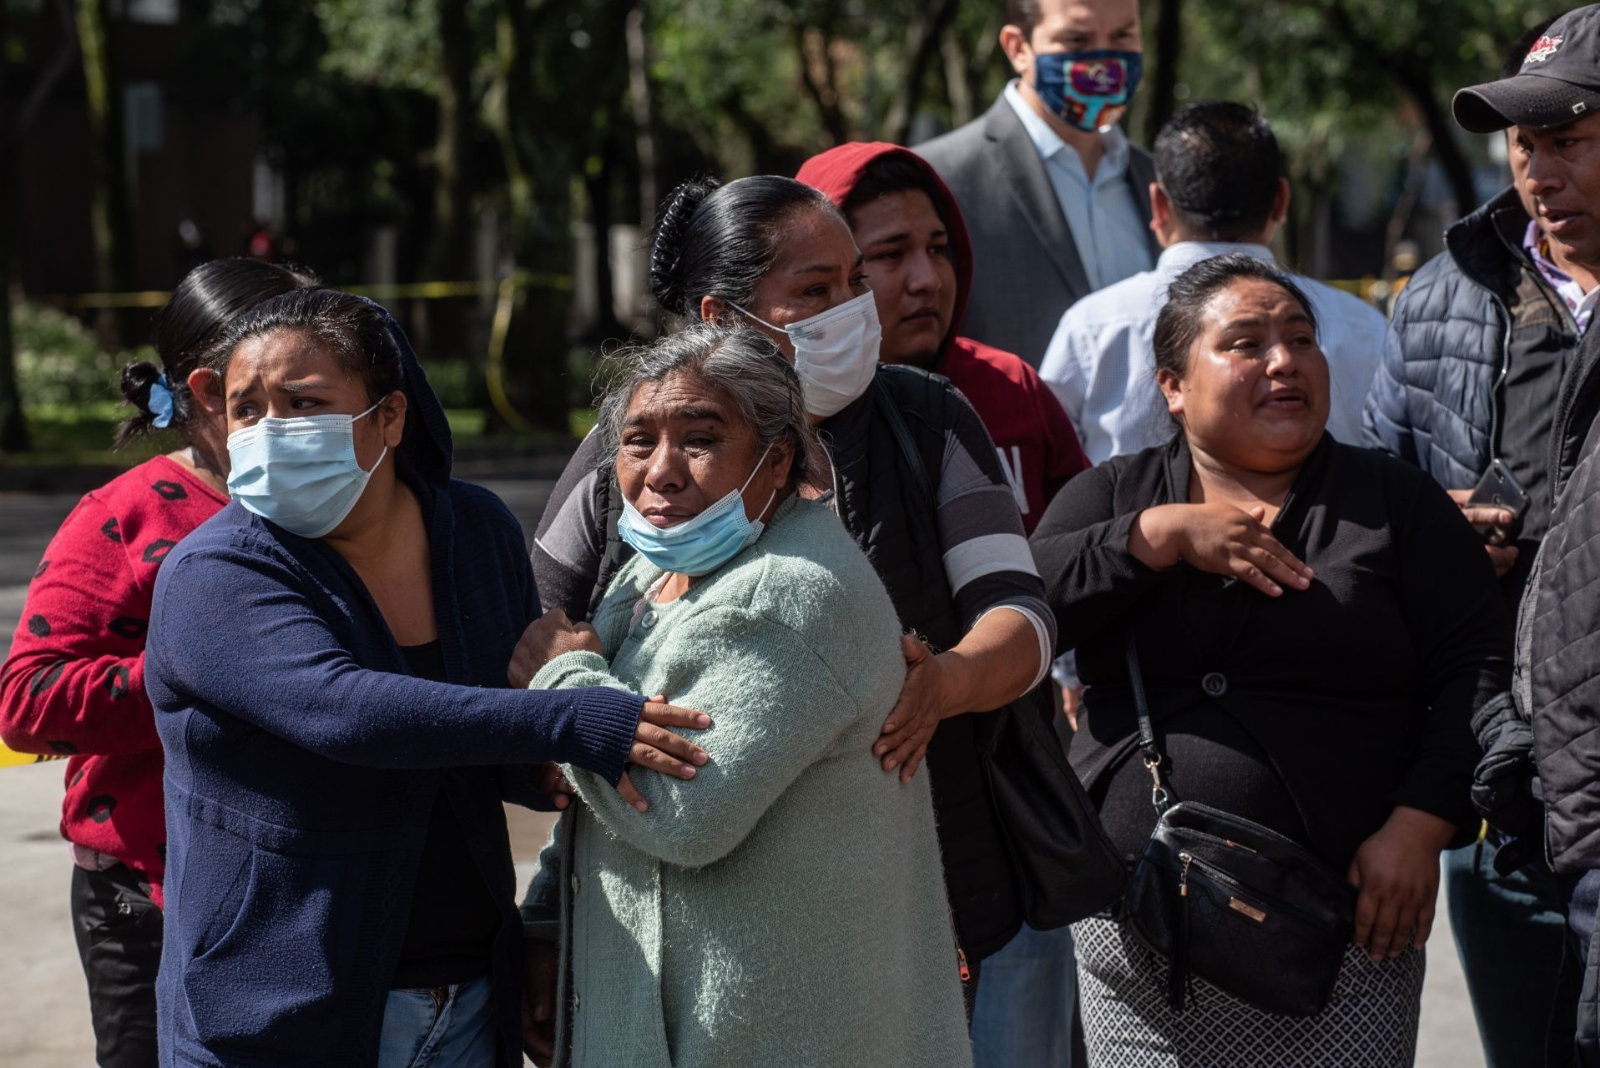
[1363,16,1588,1067]
[1441,7,1600,1065]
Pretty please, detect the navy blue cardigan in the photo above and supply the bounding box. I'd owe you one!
[145,312,643,1067]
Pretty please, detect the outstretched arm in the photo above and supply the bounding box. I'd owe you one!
[147,546,642,783]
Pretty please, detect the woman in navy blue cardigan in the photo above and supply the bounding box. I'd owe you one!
[145,290,709,1068]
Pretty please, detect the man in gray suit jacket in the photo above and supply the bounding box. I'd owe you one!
[920,5,1157,1063]
[917,0,1159,368]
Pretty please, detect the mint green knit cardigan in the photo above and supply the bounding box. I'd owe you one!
[528,496,972,1068]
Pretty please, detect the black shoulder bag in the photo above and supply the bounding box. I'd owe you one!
[1121,635,1355,1016]
[875,377,1127,929]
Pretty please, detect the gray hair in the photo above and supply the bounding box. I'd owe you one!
[595,323,827,487]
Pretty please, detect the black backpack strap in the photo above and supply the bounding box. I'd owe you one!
[874,374,936,512]
[587,462,625,622]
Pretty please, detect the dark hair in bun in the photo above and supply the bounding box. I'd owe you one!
[646,174,832,318]
[117,258,319,448]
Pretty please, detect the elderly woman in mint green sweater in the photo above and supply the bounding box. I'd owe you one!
[515,324,971,1068]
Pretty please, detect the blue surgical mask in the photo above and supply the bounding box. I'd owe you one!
[226,402,388,538]
[1033,50,1144,132]
[618,445,775,577]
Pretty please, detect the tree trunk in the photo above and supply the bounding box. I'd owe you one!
[794,22,849,145]
[76,0,135,348]
[1394,62,1479,217]
[0,0,78,452]
[1381,125,1433,281]
[584,136,626,344]
[885,0,961,146]
[625,4,656,224]
[940,29,974,130]
[488,0,575,435]
[1143,0,1183,146]
[0,3,30,451]
[424,0,476,360]
[1319,0,1478,216]
[720,89,802,176]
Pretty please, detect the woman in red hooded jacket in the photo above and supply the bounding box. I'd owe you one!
[795,143,1090,535]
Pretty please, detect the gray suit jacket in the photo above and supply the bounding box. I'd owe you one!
[917,94,1158,367]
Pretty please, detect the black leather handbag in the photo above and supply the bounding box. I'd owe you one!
[973,688,1129,929]
[1122,637,1355,1017]
[876,379,1127,930]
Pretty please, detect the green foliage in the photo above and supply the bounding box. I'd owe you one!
[2,0,1563,453]
[10,304,146,410]
[1141,0,1544,182]
[422,358,477,408]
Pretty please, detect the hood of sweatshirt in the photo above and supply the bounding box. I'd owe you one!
[796,141,974,364]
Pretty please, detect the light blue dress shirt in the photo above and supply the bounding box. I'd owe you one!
[1038,241,1389,464]
[1002,81,1154,293]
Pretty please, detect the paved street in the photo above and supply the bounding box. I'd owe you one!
[0,473,1486,1067]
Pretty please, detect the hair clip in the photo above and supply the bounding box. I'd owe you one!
[148,374,175,429]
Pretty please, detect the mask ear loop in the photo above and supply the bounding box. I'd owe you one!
[738,443,780,527]
[727,301,784,334]
[355,399,391,475]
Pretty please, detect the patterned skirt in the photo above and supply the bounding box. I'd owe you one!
[1073,917,1425,1068]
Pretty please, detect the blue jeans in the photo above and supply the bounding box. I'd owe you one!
[377,977,496,1068]
[1565,869,1600,1067]
[1445,839,1573,1067]
[970,924,1076,1068]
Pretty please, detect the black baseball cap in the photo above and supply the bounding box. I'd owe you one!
[1454,6,1600,133]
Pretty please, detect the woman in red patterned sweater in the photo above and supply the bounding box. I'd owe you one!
[0,258,316,1068]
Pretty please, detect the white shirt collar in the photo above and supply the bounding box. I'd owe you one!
[1157,241,1277,274]
[1002,80,1129,179]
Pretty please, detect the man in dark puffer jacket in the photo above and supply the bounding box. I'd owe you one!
[1365,19,1585,1067]
[1449,8,1600,1065]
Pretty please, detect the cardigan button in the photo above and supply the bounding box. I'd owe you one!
[570,872,580,896]
[573,993,581,1012]
[641,611,657,629]
[1201,672,1228,698]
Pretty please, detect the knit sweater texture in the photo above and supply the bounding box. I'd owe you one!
[0,455,227,905]
[529,496,972,1068]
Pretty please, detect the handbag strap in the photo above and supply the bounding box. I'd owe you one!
[1124,635,1173,815]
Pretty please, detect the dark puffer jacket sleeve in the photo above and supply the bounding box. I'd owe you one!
[1363,319,1420,467]
[1359,231,1504,493]
[1529,411,1600,872]
[1388,473,1512,828]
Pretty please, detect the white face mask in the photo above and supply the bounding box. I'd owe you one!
[732,290,882,418]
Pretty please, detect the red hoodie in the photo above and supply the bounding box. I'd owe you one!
[797,142,1090,532]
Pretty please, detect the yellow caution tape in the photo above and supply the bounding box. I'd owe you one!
[485,276,538,436]
[40,273,572,310]
[42,290,173,309]
[36,271,573,433]
[0,741,65,768]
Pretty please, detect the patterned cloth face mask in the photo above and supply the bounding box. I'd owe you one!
[226,402,388,539]
[1032,50,1145,133]
[618,444,775,577]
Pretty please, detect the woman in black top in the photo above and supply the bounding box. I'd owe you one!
[1031,255,1509,1067]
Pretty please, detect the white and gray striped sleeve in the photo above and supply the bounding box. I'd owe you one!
[934,405,1055,689]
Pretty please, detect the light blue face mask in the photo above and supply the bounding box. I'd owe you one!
[618,444,775,577]
[226,402,388,539]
